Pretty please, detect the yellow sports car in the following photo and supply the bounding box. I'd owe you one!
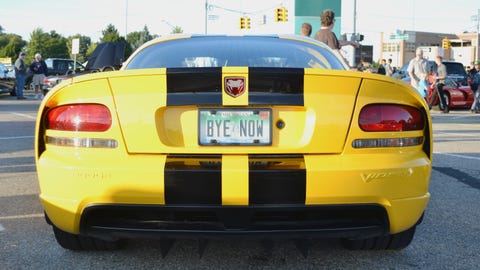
[35,35,431,251]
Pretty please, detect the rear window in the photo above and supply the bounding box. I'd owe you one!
[125,36,345,70]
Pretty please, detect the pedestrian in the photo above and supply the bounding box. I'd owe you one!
[468,60,478,80]
[470,60,480,113]
[386,58,394,76]
[29,53,48,100]
[313,9,359,69]
[429,56,449,113]
[300,22,312,37]
[377,59,386,75]
[407,47,428,98]
[14,52,27,100]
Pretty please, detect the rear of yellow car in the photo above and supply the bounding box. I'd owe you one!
[35,36,431,251]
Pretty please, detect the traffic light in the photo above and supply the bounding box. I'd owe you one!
[442,38,451,49]
[282,8,288,22]
[275,8,288,22]
[240,17,245,29]
[245,17,251,29]
[239,17,250,29]
[355,33,364,42]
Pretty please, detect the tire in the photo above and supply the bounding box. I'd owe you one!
[52,225,123,251]
[342,226,416,250]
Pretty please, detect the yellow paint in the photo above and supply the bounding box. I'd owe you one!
[222,155,249,205]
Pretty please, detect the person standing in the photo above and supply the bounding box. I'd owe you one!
[385,58,394,76]
[470,61,480,113]
[14,52,27,100]
[300,22,312,37]
[29,53,48,100]
[468,60,478,80]
[377,59,386,75]
[313,9,359,69]
[429,56,448,113]
[407,48,428,98]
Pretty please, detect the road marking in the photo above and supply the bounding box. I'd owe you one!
[0,213,44,220]
[10,112,37,120]
[433,131,479,137]
[0,135,34,140]
[434,152,480,161]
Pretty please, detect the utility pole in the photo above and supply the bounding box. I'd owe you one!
[205,0,209,34]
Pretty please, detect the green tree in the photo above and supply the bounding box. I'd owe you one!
[100,24,121,43]
[0,33,27,62]
[126,25,156,52]
[26,28,69,63]
[100,24,132,60]
[171,26,183,34]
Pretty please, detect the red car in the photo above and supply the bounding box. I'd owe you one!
[427,77,474,109]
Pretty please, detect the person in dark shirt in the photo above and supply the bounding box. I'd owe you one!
[29,53,48,100]
[14,52,27,100]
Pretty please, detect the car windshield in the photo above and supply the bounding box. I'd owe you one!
[125,36,345,70]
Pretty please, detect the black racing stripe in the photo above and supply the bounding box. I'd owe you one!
[164,155,222,204]
[166,67,222,105]
[248,67,304,105]
[249,168,306,204]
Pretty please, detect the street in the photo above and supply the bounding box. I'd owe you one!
[1,92,479,269]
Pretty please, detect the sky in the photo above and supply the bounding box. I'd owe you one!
[0,0,479,59]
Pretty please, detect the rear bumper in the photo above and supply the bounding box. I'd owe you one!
[79,204,390,241]
[38,151,430,237]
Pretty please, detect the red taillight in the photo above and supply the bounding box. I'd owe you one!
[359,104,424,131]
[46,104,112,132]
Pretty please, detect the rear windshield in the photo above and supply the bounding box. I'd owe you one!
[125,36,345,70]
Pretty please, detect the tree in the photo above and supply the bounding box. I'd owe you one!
[0,33,26,62]
[171,26,183,34]
[100,24,132,60]
[100,24,121,43]
[126,25,156,52]
[26,28,69,63]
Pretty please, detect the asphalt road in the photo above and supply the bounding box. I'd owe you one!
[1,92,479,269]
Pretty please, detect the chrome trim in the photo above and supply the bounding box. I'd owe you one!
[46,136,118,148]
[352,137,423,148]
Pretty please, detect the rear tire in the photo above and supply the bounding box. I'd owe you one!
[52,225,122,251]
[342,226,416,250]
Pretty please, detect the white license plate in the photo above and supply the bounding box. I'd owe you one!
[198,109,272,146]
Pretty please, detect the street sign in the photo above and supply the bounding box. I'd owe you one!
[389,34,409,40]
[71,38,80,54]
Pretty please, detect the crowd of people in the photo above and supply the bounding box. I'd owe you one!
[301,8,480,113]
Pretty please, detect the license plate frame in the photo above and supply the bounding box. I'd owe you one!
[198,108,272,146]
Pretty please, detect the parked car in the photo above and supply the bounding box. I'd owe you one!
[44,58,86,76]
[36,35,432,252]
[0,62,15,95]
[5,64,16,79]
[393,60,468,86]
[427,77,474,109]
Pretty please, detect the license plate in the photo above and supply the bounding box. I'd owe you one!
[198,109,272,146]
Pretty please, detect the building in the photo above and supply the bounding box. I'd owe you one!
[380,30,480,68]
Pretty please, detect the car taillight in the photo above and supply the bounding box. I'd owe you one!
[46,104,112,132]
[359,104,424,132]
